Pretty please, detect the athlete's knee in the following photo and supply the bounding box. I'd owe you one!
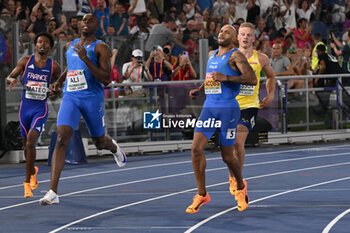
[221,152,235,165]
[191,144,204,157]
[56,134,70,148]
[25,140,35,151]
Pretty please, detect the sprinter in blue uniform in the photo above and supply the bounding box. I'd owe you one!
[186,25,257,213]
[7,32,61,198]
[39,14,126,205]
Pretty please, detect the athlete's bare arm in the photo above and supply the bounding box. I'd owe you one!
[259,52,276,109]
[73,41,112,86]
[49,62,62,97]
[6,56,30,91]
[189,50,216,99]
[85,42,111,86]
[211,50,257,85]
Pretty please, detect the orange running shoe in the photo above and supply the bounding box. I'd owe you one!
[30,166,39,190]
[186,193,211,214]
[235,180,249,212]
[24,182,33,198]
[229,176,237,196]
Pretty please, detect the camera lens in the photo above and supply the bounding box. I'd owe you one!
[163,48,170,54]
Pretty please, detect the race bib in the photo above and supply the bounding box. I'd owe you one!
[239,84,255,96]
[204,73,222,94]
[67,70,88,92]
[25,81,48,100]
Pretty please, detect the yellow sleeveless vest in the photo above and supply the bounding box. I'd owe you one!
[236,50,261,109]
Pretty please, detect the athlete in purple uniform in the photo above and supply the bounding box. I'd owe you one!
[39,14,126,205]
[6,32,61,198]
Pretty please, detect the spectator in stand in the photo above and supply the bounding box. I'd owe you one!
[183,19,196,43]
[105,48,122,99]
[330,29,350,85]
[109,1,128,38]
[27,0,53,36]
[183,0,198,19]
[287,47,308,90]
[88,0,110,38]
[255,19,267,39]
[175,11,187,29]
[296,0,319,22]
[76,0,93,16]
[235,0,249,22]
[122,49,153,95]
[270,43,295,76]
[130,14,150,43]
[281,0,297,31]
[145,16,185,54]
[146,46,173,81]
[207,19,219,50]
[67,16,80,39]
[58,31,68,42]
[46,15,67,39]
[247,0,260,24]
[294,18,312,49]
[128,0,147,16]
[223,3,236,25]
[212,0,229,18]
[185,29,199,56]
[163,43,178,66]
[171,51,197,81]
[265,4,284,37]
[257,0,276,18]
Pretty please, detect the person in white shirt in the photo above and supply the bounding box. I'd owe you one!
[296,0,319,22]
[122,49,153,95]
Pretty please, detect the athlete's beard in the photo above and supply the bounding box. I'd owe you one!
[218,39,232,47]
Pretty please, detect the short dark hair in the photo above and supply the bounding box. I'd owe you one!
[316,44,326,52]
[34,32,54,48]
[69,16,79,23]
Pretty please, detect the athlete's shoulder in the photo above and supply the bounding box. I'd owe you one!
[257,51,270,65]
[208,50,216,58]
[18,55,31,66]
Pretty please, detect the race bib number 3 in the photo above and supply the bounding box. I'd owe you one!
[239,84,255,96]
[67,70,88,92]
[25,81,48,100]
[204,73,222,94]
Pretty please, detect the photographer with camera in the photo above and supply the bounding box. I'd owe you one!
[122,49,152,96]
[145,45,173,81]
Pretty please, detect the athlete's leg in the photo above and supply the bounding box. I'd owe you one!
[221,145,244,190]
[92,134,117,152]
[228,124,249,178]
[191,132,209,196]
[23,129,40,183]
[50,125,73,193]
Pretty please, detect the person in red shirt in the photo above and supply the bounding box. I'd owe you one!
[294,18,312,49]
[171,51,197,81]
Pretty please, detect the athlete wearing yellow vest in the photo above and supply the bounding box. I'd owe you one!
[227,22,276,196]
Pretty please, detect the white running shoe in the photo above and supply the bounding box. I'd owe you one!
[39,190,59,205]
[112,139,127,167]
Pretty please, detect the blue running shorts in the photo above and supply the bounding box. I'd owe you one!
[194,100,240,146]
[19,101,48,138]
[57,96,105,137]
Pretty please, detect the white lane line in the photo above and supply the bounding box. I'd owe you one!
[1,152,350,211]
[48,162,350,233]
[67,226,190,230]
[322,208,350,233]
[1,144,350,190]
[185,176,350,233]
